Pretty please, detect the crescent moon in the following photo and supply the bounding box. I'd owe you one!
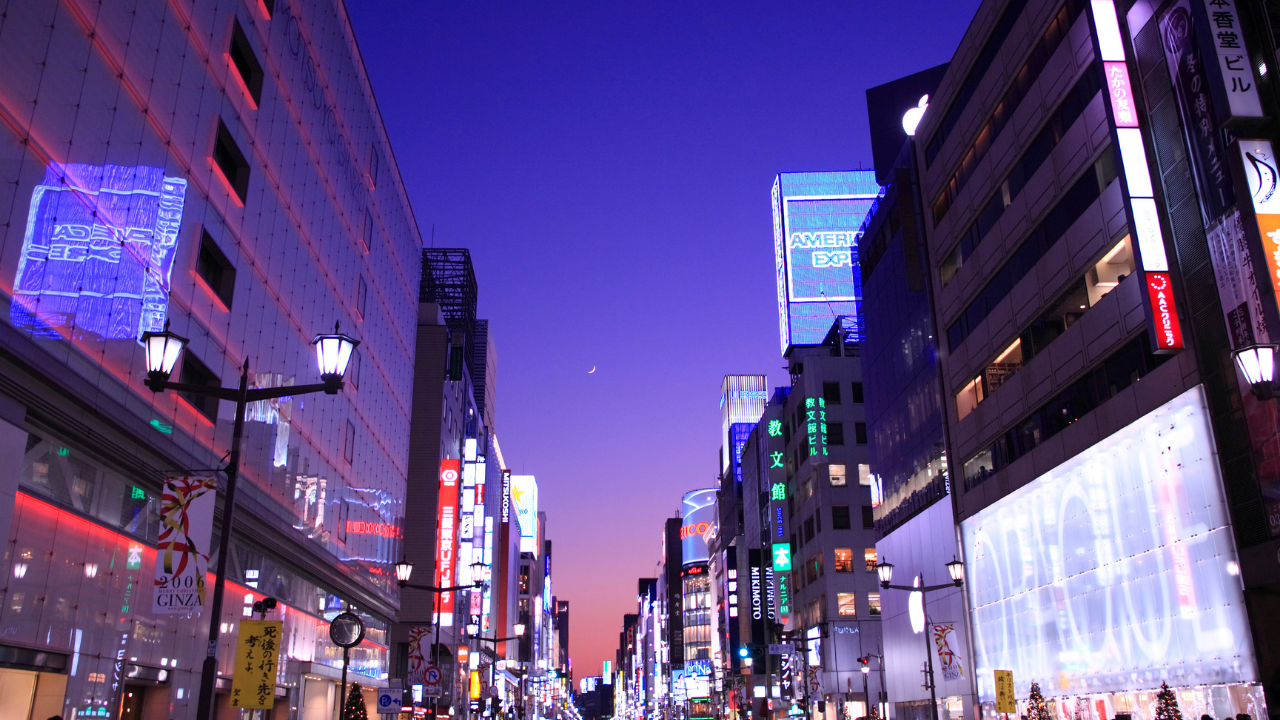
[588,366,596,374]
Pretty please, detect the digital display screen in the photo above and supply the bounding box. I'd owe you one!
[12,163,187,340]
[511,475,538,553]
[961,386,1256,701]
[771,171,879,353]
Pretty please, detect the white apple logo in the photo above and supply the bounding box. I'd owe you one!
[902,94,930,137]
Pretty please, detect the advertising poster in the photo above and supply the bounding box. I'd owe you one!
[407,626,431,686]
[230,620,283,709]
[932,623,964,681]
[153,475,218,615]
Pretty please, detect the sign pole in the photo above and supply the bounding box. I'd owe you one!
[340,646,350,719]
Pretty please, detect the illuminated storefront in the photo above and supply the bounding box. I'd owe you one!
[962,386,1264,720]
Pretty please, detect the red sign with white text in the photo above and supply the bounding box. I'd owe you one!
[1145,272,1184,351]
[1104,62,1138,127]
[435,459,460,622]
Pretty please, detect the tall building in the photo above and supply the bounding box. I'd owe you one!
[916,0,1276,714]
[860,66,976,720]
[0,0,422,718]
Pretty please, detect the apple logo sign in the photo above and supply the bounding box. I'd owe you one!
[902,95,930,137]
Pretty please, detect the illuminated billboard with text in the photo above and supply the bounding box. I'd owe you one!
[771,171,879,354]
[511,475,538,553]
[681,489,717,567]
[962,386,1256,701]
[12,163,187,340]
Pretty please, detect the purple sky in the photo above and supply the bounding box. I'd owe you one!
[346,0,980,680]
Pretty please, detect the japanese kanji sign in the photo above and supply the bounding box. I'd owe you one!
[1200,0,1262,119]
[230,620,282,709]
[994,670,1016,714]
[153,476,218,615]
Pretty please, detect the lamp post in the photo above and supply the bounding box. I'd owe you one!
[861,652,886,720]
[144,322,359,720]
[395,559,484,718]
[1234,343,1279,399]
[860,662,870,720]
[875,558,965,720]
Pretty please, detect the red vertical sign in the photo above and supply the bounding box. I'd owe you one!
[1103,62,1139,127]
[1146,272,1184,350]
[436,459,460,622]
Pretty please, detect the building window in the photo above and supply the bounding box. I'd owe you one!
[229,19,264,104]
[850,382,864,403]
[837,593,856,616]
[834,549,853,573]
[823,382,841,405]
[213,120,251,202]
[195,230,236,308]
[858,464,872,486]
[827,422,845,446]
[868,592,881,616]
[261,0,276,17]
[343,421,355,465]
[362,209,374,253]
[864,548,877,571]
[804,516,815,544]
[831,506,851,530]
[368,143,381,187]
[829,464,846,486]
[357,275,368,319]
[349,349,361,390]
[854,422,867,445]
[178,353,220,421]
[862,506,874,529]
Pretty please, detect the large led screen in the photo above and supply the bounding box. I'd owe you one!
[771,171,879,353]
[511,475,538,553]
[12,163,187,340]
[681,488,717,567]
[962,385,1255,701]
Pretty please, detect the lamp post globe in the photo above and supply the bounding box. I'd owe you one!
[311,322,360,392]
[1234,344,1278,399]
[876,560,894,588]
[395,559,413,586]
[945,557,965,586]
[514,622,526,636]
[140,323,188,389]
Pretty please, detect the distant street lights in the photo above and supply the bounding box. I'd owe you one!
[143,321,359,720]
[395,559,485,717]
[875,558,965,720]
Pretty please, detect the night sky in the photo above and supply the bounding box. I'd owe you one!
[345,0,981,680]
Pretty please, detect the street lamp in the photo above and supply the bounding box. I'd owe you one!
[876,558,965,720]
[1233,344,1278,399]
[394,559,484,719]
[147,322,359,720]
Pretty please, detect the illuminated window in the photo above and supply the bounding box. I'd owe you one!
[864,549,877,572]
[1086,235,1134,305]
[229,20,264,104]
[829,464,847,486]
[833,549,853,573]
[343,421,356,465]
[837,593,856,617]
[858,464,872,486]
[195,230,236,309]
[868,592,881,616]
[179,353,221,421]
[831,506,850,530]
[213,120,251,202]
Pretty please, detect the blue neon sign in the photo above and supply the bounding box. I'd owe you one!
[12,163,188,340]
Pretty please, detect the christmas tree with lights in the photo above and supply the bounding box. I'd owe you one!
[342,683,368,720]
[1027,682,1051,720]
[1155,683,1184,720]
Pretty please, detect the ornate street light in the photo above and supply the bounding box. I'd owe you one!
[395,558,414,586]
[312,322,360,392]
[875,560,895,588]
[1233,344,1278,399]
[946,557,965,586]
[140,322,188,389]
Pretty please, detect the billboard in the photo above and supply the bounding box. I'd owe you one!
[436,459,460,625]
[511,475,538,554]
[721,375,767,474]
[681,489,717,567]
[12,163,188,340]
[962,385,1256,701]
[771,171,880,353]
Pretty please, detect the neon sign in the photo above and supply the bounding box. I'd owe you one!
[436,460,460,625]
[345,520,401,539]
[12,163,187,340]
[805,397,827,458]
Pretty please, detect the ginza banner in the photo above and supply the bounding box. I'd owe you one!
[153,475,218,614]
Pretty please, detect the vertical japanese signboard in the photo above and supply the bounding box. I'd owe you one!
[153,476,218,614]
[1093,0,1185,351]
[230,620,282,709]
[436,459,460,625]
[994,670,1016,714]
[1197,0,1263,120]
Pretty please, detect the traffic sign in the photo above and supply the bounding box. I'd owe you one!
[768,643,793,655]
[424,664,443,697]
[489,685,499,697]
[377,687,404,715]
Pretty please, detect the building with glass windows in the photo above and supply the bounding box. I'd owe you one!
[0,1,423,718]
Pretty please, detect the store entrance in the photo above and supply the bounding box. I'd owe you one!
[119,683,170,720]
